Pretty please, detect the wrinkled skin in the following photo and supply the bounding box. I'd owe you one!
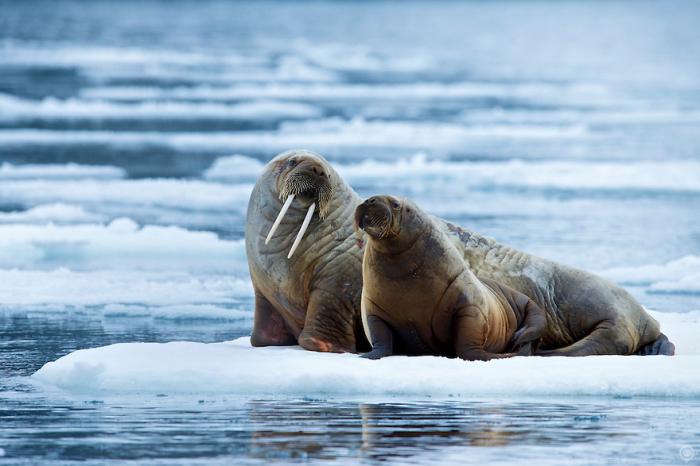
[356,195,547,361]
[247,150,673,356]
[246,149,367,353]
[440,221,675,356]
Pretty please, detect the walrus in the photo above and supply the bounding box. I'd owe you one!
[355,195,548,361]
[245,149,367,352]
[247,150,673,356]
[440,219,675,356]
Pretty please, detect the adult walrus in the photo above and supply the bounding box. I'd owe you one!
[247,149,673,356]
[355,195,547,361]
[246,149,367,352]
[441,224,675,357]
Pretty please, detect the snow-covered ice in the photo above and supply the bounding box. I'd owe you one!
[32,311,700,398]
[0,219,246,272]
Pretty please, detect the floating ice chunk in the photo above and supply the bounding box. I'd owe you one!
[0,93,321,121]
[0,162,125,180]
[0,269,252,307]
[203,154,264,181]
[101,304,251,321]
[79,81,609,103]
[0,178,253,212]
[0,203,104,224]
[0,122,588,154]
[0,220,246,272]
[203,152,700,193]
[31,311,700,397]
[600,256,700,295]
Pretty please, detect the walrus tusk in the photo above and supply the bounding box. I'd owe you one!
[288,202,315,259]
[265,194,295,244]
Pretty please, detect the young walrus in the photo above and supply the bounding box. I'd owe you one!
[355,195,547,361]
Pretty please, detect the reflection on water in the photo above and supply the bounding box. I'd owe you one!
[2,389,699,465]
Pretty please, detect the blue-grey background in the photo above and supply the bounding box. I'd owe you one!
[1,1,699,464]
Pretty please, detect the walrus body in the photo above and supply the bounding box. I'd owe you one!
[356,196,547,361]
[441,221,675,356]
[245,149,367,353]
[247,150,673,356]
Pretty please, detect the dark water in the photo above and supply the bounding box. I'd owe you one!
[1,0,700,464]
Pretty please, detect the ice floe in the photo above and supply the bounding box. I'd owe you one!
[79,81,611,104]
[31,310,700,398]
[0,120,589,153]
[0,162,125,180]
[0,178,253,212]
[0,269,251,307]
[0,204,104,224]
[0,219,246,272]
[600,255,700,295]
[204,153,700,193]
[0,94,322,121]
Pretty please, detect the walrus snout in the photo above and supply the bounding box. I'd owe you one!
[355,197,393,238]
[265,155,333,259]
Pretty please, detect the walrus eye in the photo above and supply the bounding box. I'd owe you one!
[288,159,297,167]
[392,201,400,209]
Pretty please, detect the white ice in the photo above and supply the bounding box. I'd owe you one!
[0,268,251,307]
[32,310,700,398]
[0,94,321,121]
[600,255,700,295]
[0,218,246,272]
[0,162,125,180]
[204,153,700,193]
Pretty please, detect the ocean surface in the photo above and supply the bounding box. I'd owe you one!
[1,0,699,464]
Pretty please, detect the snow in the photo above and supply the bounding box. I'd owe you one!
[32,311,700,398]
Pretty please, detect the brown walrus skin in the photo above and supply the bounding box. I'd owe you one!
[246,149,673,357]
[246,149,368,353]
[355,195,548,361]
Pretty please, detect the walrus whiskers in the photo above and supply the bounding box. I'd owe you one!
[287,202,315,259]
[265,194,295,244]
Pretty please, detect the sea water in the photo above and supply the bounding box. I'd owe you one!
[1,0,699,464]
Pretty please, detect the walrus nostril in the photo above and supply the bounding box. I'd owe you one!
[368,198,376,205]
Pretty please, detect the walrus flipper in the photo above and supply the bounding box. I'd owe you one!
[536,321,630,356]
[299,289,358,353]
[250,290,296,347]
[509,296,547,351]
[454,310,532,361]
[360,315,394,360]
[635,332,675,356]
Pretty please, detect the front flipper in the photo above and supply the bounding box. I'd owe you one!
[509,296,547,351]
[360,314,394,360]
[454,309,529,361]
[250,290,296,347]
[298,288,357,353]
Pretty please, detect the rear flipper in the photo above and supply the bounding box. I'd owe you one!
[635,332,675,356]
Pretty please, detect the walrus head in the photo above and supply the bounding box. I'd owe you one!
[265,149,338,258]
[354,195,425,252]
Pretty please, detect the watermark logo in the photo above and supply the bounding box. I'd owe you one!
[679,445,696,463]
